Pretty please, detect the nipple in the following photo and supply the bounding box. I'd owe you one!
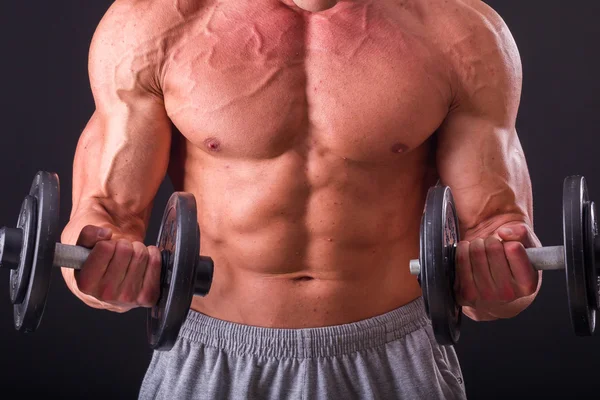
[391,143,409,154]
[204,137,222,153]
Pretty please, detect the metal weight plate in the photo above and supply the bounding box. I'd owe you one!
[148,192,200,350]
[13,171,60,333]
[9,195,36,304]
[420,185,462,345]
[563,175,596,335]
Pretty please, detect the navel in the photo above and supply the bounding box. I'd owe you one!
[292,276,315,282]
[390,143,409,154]
[203,137,222,152]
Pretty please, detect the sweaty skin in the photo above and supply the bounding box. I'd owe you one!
[62,0,541,328]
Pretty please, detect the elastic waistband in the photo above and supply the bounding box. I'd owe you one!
[179,297,429,359]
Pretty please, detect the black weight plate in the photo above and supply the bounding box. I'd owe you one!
[14,171,60,333]
[420,185,461,345]
[193,222,214,297]
[585,201,600,312]
[148,192,200,351]
[419,209,429,317]
[563,175,596,335]
[9,195,36,304]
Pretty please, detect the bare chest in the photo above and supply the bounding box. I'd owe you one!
[163,1,451,161]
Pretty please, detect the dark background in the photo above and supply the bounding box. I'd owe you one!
[0,1,598,399]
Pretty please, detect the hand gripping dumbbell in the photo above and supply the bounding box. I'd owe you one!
[409,176,600,345]
[0,171,214,351]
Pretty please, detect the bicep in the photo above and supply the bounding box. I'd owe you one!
[435,7,532,236]
[436,116,533,237]
[70,4,172,229]
[71,103,171,225]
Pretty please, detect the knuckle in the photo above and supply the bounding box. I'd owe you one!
[484,236,498,246]
[148,246,161,261]
[505,242,524,257]
[115,240,134,257]
[95,240,116,255]
[471,238,485,251]
[470,243,487,263]
[131,243,149,265]
[150,250,163,270]
[457,241,469,251]
[81,225,97,237]
[111,247,132,270]
[456,244,469,266]
[513,224,527,238]
[485,237,503,252]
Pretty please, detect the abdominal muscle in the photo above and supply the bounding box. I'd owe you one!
[151,0,451,328]
[174,140,434,328]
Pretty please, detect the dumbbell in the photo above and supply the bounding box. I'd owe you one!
[0,171,214,351]
[409,176,600,345]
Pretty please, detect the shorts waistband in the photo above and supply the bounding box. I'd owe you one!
[178,297,429,359]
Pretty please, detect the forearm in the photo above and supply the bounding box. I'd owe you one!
[60,202,147,310]
[61,200,146,244]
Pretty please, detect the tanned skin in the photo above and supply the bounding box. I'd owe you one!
[61,0,542,328]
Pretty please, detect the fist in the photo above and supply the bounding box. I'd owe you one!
[73,225,162,312]
[454,223,541,318]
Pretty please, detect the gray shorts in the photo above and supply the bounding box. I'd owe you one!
[138,297,467,399]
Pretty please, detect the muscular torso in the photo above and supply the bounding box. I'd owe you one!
[123,0,466,327]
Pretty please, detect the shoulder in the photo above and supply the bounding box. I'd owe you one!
[93,0,212,38]
[90,0,175,55]
[432,1,522,83]
[428,0,519,53]
[88,0,200,95]
[428,0,523,116]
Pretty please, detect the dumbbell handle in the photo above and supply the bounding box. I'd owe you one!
[410,245,566,275]
[52,242,570,273]
[53,241,213,298]
[526,246,566,270]
[53,243,92,270]
[53,243,177,270]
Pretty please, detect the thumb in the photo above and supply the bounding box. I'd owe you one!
[497,223,540,248]
[76,225,113,248]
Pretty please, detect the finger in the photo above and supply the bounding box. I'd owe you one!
[484,236,515,303]
[470,238,495,303]
[497,224,540,248]
[75,240,116,297]
[76,225,113,248]
[455,241,477,307]
[138,246,162,307]
[504,241,538,297]
[115,241,149,306]
[98,239,133,301]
